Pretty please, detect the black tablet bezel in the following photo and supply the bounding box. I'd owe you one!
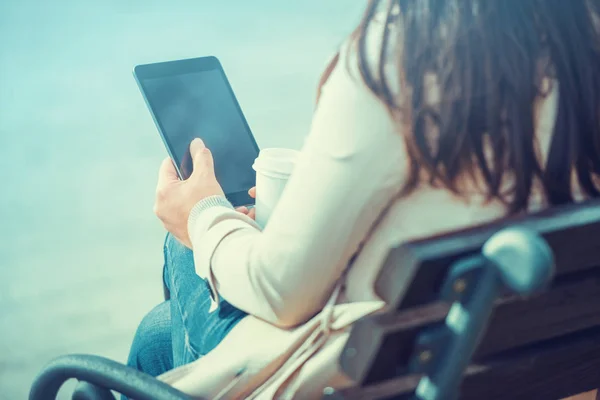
[133,56,259,207]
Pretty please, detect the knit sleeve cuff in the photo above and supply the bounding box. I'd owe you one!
[188,195,234,227]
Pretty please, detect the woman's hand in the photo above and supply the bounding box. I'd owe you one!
[154,138,224,248]
[235,187,257,220]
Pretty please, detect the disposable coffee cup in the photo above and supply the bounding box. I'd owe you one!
[252,148,299,228]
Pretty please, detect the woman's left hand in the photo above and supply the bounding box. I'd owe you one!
[154,138,224,248]
[234,187,257,220]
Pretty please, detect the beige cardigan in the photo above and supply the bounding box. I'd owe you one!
[157,35,561,399]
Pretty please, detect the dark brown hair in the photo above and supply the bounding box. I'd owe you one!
[326,0,600,213]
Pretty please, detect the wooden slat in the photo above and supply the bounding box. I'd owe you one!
[375,199,600,311]
[342,270,600,385]
[461,326,600,400]
[332,326,600,400]
[339,304,450,385]
[477,270,600,358]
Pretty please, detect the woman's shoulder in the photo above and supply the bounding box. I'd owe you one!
[324,7,401,97]
[310,15,405,154]
[310,43,405,163]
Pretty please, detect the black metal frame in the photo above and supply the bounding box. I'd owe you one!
[29,354,192,400]
[324,227,557,400]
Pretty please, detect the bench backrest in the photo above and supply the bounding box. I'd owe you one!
[332,199,600,400]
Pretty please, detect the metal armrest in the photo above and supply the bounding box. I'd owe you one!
[29,354,193,400]
[72,381,115,400]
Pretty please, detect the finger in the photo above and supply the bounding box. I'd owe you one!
[157,157,178,188]
[248,187,256,199]
[236,206,249,215]
[189,138,214,174]
[247,208,256,221]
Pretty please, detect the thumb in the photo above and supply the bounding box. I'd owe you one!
[189,138,215,174]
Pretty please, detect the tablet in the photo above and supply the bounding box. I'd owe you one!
[134,56,259,207]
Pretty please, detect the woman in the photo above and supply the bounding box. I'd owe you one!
[127,0,600,397]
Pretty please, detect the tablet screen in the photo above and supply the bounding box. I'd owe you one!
[140,68,258,196]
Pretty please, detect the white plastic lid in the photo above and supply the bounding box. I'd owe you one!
[252,148,299,178]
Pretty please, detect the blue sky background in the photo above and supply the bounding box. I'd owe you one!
[0,1,365,397]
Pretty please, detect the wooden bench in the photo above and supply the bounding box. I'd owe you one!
[29,200,600,400]
[325,199,600,400]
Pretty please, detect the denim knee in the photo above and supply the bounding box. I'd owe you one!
[127,301,173,377]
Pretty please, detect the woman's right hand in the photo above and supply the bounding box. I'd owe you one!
[235,187,256,220]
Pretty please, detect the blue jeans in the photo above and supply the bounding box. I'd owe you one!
[126,234,248,377]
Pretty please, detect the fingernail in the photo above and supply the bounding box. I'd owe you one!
[192,138,205,147]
